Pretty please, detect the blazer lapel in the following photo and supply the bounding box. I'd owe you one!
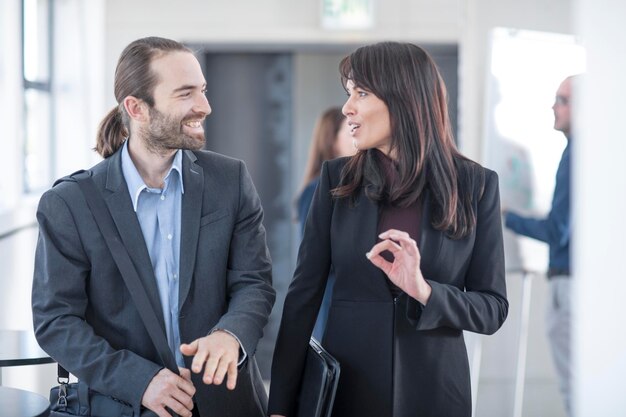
[350,188,392,294]
[103,150,167,333]
[356,189,380,257]
[418,189,443,276]
[178,151,204,306]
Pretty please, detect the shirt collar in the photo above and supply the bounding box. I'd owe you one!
[121,140,185,212]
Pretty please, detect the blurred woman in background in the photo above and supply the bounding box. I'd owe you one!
[295,106,354,339]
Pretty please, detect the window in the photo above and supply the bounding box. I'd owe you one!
[0,0,102,221]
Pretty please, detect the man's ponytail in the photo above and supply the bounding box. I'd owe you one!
[95,106,127,158]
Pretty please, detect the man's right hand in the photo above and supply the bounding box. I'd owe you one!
[142,368,196,417]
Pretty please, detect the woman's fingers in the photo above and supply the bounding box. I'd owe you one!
[378,229,420,257]
[367,238,403,258]
[379,229,410,240]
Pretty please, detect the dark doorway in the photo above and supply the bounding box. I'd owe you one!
[201,52,293,378]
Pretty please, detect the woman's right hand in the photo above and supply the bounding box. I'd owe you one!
[367,229,432,304]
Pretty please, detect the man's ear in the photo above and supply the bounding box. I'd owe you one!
[122,96,149,122]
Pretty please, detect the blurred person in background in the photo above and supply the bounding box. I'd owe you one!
[504,75,578,417]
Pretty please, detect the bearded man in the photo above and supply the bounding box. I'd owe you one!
[32,37,275,417]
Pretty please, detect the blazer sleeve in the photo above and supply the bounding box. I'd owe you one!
[32,187,162,414]
[409,169,509,335]
[211,160,276,357]
[268,162,334,416]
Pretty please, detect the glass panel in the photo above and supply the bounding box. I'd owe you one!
[23,0,50,82]
[23,88,51,192]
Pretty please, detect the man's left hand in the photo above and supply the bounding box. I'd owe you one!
[180,330,240,390]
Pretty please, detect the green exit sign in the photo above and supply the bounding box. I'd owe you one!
[321,0,374,29]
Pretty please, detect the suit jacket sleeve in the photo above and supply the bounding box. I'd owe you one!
[409,169,509,335]
[505,207,569,248]
[32,187,162,413]
[211,160,275,357]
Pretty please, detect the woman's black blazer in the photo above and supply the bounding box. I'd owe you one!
[269,157,508,417]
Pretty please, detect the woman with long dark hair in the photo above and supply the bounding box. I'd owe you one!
[269,42,508,417]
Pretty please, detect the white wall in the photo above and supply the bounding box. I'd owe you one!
[574,0,626,415]
[459,0,573,160]
[106,0,459,43]
[103,0,460,106]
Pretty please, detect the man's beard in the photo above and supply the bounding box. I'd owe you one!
[140,106,206,155]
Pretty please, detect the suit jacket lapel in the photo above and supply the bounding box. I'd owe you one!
[350,188,391,293]
[103,150,167,333]
[357,189,380,258]
[418,190,431,250]
[418,189,443,277]
[178,151,204,306]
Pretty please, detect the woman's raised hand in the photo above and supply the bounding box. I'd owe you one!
[366,229,432,304]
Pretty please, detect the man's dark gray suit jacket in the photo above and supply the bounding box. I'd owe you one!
[32,147,275,416]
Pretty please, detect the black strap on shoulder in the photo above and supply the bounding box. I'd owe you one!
[68,170,179,375]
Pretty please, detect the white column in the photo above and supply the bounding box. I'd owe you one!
[573,0,626,416]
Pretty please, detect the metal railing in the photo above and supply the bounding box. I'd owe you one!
[0,222,38,241]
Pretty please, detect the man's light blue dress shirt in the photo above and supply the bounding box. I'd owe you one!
[121,141,185,367]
